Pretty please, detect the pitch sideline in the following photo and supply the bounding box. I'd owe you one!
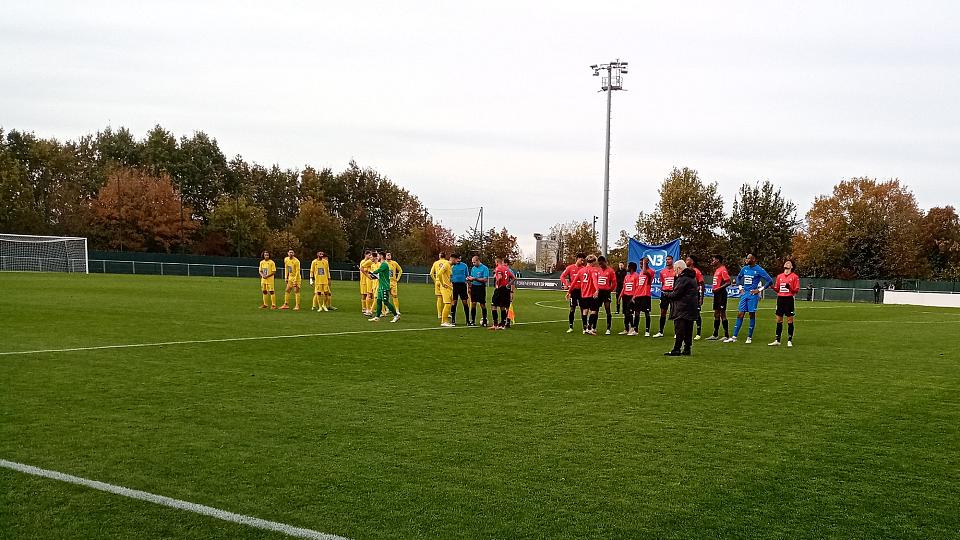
[0,318,569,357]
[1,458,346,539]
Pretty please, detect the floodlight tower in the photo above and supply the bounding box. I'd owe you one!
[590,59,627,257]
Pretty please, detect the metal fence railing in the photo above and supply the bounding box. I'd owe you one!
[87,259,439,284]
[72,259,960,303]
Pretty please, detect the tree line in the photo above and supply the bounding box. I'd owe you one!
[0,125,520,266]
[544,167,960,281]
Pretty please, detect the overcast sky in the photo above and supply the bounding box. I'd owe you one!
[3,1,959,256]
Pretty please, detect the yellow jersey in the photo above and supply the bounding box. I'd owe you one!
[387,260,402,284]
[259,259,276,281]
[310,258,330,284]
[435,259,452,288]
[359,258,374,290]
[284,256,301,282]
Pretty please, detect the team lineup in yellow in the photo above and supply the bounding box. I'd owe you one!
[259,250,335,311]
[258,249,513,328]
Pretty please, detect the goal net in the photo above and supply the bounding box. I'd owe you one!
[0,234,88,273]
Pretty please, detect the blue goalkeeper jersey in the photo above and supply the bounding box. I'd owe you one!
[736,264,773,297]
[451,262,468,283]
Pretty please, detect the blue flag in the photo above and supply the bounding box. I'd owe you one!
[627,238,681,299]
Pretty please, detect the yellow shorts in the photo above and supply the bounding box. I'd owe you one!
[440,287,453,304]
[434,284,441,296]
[260,279,275,292]
[314,282,330,294]
[390,282,398,296]
[361,279,372,295]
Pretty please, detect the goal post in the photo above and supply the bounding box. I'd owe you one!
[0,234,89,274]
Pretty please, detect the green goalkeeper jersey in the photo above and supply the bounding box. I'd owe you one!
[373,262,392,292]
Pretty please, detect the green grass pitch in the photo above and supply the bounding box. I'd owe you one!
[1,272,959,539]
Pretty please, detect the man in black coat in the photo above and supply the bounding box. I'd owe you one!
[661,260,700,356]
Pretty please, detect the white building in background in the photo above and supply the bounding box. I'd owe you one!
[533,233,559,273]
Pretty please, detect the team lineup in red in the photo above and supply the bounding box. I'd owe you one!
[559,252,801,356]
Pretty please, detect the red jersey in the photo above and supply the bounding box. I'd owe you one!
[713,265,730,290]
[692,267,704,285]
[636,268,654,297]
[774,272,800,297]
[494,264,515,288]
[659,268,676,291]
[577,266,600,297]
[561,263,581,290]
[596,266,617,291]
[620,273,639,297]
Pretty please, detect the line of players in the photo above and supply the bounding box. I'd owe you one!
[429,252,516,329]
[257,249,335,311]
[559,252,801,347]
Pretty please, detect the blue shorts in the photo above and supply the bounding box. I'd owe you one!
[738,294,760,313]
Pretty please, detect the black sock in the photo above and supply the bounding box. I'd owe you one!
[713,319,720,337]
[569,309,575,327]
[451,303,457,324]
[696,315,702,336]
[606,310,612,330]
[500,308,508,327]
[722,319,729,337]
[463,303,470,323]
[589,313,598,329]
[481,305,487,321]
[659,314,666,333]
[471,305,477,323]
[492,311,499,325]
[644,312,651,332]
[581,313,588,329]
[776,322,783,340]
[788,323,794,340]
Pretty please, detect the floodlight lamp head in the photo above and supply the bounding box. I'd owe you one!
[590,64,598,69]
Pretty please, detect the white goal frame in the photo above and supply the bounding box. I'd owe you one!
[0,234,89,273]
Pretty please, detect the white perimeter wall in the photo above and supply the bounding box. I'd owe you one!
[884,290,960,308]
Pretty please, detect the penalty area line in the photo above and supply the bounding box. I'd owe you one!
[0,318,570,357]
[0,458,347,540]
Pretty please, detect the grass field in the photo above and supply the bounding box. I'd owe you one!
[1,272,959,539]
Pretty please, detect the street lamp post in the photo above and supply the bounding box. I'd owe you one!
[590,59,628,257]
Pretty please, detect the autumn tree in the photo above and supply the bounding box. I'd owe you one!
[90,167,198,252]
[289,198,349,260]
[397,221,456,265]
[264,229,302,262]
[920,206,960,280]
[174,131,228,223]
[207,196,270,257]
[635,167,725,257]
[725,180,799,269]
[800,177,926,279]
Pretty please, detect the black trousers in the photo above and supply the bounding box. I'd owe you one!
[672,318,694,353]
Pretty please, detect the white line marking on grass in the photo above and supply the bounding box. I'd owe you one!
[0,458,348,540]
[0,319,570,357]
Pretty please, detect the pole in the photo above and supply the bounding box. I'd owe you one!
[602,65,612,257]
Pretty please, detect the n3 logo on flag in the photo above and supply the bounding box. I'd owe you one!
[627,238,682,299]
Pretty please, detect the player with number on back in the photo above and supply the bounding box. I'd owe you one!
[769,259,800,347]
[653,255,675,338]
[258,250,277,310]
[724,253,774,344]
[359,250,374,316]
[430,252,450,322]
[561,253,586,333]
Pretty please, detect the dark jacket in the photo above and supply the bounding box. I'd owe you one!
[663,268,700,320]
